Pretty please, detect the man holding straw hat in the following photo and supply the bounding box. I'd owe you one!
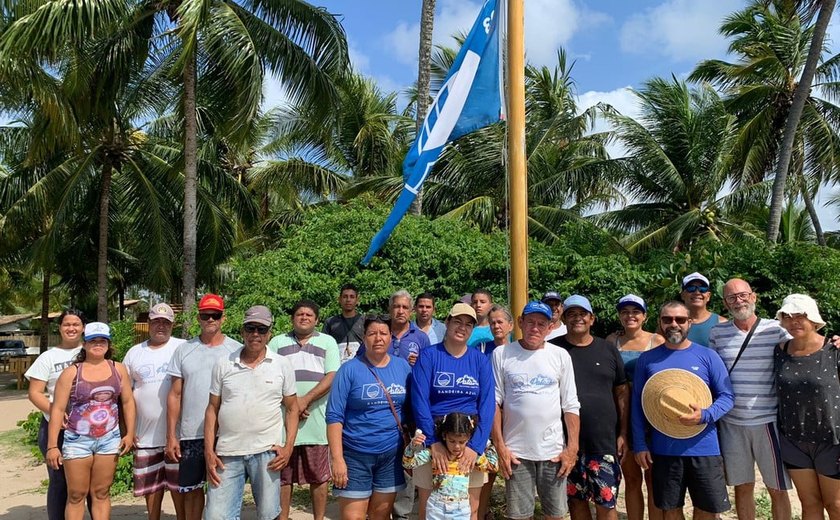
[631,301,735,519]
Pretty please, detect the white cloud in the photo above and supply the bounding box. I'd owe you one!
[619,0,740,62]
[383,0,603,68]
[349,40,371,73]
[577,86,639,159]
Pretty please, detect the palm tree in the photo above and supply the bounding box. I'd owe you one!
[409,0,436,216]
[597,77,769,252]
[769,0,836,243]
[744,200,816,243]
[690,0,840,245]
[271,72,411,198]
[157,0,350,312]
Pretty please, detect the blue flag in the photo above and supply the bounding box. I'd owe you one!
[361,0,502,265]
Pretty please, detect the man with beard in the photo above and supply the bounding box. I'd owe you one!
[632,301,734,519]
[708,279,792,520]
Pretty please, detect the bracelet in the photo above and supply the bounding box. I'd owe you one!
[47,447,59,452]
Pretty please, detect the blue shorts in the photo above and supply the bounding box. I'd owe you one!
[62,427,121,460]
[332,446,405,499]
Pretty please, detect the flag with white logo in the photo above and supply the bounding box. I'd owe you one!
[361,0,503,265]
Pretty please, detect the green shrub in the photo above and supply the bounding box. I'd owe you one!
[110,454,134,495]
[221,200,840,337]
[18,410,43,462]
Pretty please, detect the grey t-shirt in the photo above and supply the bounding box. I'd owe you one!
[167,335,242,440]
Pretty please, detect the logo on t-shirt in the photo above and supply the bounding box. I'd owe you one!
[53,360,75,372]
[363,384,382,400]
[386,383,406,395]
[530,374,555,387]
[434,372,455,388]
[456,374,479,387]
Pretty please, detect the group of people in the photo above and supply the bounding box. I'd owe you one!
[22,276,840,520]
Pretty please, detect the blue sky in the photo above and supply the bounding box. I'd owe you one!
[263,0,840,228]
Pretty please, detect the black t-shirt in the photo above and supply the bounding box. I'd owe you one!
[550,335,626,456]
[323,314,364,346]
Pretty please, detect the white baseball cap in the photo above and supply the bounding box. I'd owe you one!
[84,322,111,341]
[682,272,709,288]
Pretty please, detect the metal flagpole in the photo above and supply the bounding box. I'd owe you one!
[506,0,527,337]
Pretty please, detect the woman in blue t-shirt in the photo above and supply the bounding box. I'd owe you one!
[326,315,412,520]
[410,303,495,518]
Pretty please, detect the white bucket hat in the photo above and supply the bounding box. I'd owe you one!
[776,294,826,330]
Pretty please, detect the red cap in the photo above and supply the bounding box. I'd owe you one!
[198,293,225,311]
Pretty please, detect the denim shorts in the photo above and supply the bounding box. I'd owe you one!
[332,446,406,499]
[62,427,121,460]
[426,496,471,520]
[205,450,281,520]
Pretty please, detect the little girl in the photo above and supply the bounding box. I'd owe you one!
[403,413,497,520]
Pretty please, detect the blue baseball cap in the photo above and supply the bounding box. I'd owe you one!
[84,322,111,341]
[617,294,647,312]
[563,294,593,314]
[521,301,553,320]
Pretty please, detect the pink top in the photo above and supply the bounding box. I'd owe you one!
[65,361,122,438]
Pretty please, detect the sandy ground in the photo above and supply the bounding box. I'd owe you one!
[0,370,802,519]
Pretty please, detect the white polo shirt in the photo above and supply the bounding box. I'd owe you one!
[210,347,297,456]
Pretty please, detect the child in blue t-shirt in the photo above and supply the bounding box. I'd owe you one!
[403,413,497,520]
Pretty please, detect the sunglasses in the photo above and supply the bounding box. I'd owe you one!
[683,285,709,294]
[243,324,270,334]
[660,316,689,325]
[199,312,223,321]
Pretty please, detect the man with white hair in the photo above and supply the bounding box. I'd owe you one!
[709,279,791,520]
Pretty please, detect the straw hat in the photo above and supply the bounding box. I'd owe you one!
[641,369,712,439]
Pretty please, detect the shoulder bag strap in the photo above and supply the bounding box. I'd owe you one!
[361,359,404,434]
[728,318,761,374]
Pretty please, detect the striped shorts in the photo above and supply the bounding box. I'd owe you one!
[133,447,180,497]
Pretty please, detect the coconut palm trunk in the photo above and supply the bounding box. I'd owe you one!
[409,0,435,216]
[798,171,826,245]
[96,162,113,321]
[767,0,836,242]
[182,53,198,315]
[39,269,50,353]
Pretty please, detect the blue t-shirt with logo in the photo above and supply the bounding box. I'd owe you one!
[326,356,412,454]
[410,343,495,454]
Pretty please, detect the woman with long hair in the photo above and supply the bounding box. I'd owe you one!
[411,303,496,519]
[46,322,135,520]
[25,309,86,520]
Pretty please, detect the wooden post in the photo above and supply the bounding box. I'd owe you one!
[506,0,528,337]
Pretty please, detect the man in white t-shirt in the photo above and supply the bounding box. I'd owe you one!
[123,303,186,520]
[493,301,581,520]
[166,294,241,520]
[204,306,299,520]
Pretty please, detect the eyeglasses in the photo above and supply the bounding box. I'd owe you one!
[660,316,689,325]
[780,313,808,322]
[683,285,709,294]
[724,292,753,304]
[243,324,270,334]
[199,312,223,321]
